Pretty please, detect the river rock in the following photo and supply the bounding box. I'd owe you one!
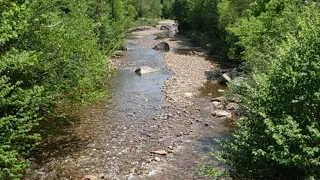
[151,150,168,155]
[211,96,226,102]
[160,25,172,31]
[217,73,231,85]
[153,42,170,51]
[213,110,232,118]
[82,175,98,180]
[212,101,223,109]
[135,66,158,75]
[155,25,162,30]
[184,92,193,97]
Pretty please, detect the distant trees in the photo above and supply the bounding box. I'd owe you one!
[162,0,175,18]
[126,0,163,19]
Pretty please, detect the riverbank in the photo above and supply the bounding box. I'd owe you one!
[25,20,235,180]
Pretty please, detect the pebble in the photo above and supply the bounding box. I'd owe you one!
[154,157,161,161]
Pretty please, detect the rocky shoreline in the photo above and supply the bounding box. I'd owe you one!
[25,20,238,180]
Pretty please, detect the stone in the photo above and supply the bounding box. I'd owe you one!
[160,24,178,32]
[156,25,162,30]
[154,157,161,161]
[151,150,168,155]
[217,73,231,85]
[211,96,226,102]
[212,101,220,106]
[226,103,239,111]
[135,66,158,75]
[184,92,193,97]
[217,89,225,93]
[214,110,232,118]
[82,175,98,180]
[153,42,170,51]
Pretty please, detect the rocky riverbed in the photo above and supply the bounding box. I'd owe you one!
[26,20,237,180]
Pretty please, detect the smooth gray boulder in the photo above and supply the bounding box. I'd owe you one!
[135,66,159,75]
[153,42,170,51]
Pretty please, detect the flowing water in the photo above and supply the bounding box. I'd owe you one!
[27,28,234,180]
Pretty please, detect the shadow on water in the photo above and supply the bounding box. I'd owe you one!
[30,117,88,166]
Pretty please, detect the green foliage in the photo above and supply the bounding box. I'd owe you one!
[0,0,158,178]
[220,20,320,179]
[0,51,43,179]
[128,0,163,19]
[162,0,175,18]
[172,0,223,54]
[172,0,320,179]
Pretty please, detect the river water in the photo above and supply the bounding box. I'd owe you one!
[27,26,233,180]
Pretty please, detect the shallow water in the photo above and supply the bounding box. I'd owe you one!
[27,29,233,180]
[199,81,228,98]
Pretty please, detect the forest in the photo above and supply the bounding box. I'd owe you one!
[1,0,320,179]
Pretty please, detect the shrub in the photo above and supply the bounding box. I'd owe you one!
[216,11,320,179]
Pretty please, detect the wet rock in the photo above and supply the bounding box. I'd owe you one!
[82,175,98,180]
[217,73,231,85]
[153,42,170,51]
[226,103,239,111]
[135,66,158,75]
[213,110,232,118]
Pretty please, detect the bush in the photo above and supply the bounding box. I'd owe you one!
[216,9,320,179]
[0,51,43,179]
[0,0,143,178]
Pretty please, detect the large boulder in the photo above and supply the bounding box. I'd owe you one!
[135,66,158,75]
[153,42,170,51]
